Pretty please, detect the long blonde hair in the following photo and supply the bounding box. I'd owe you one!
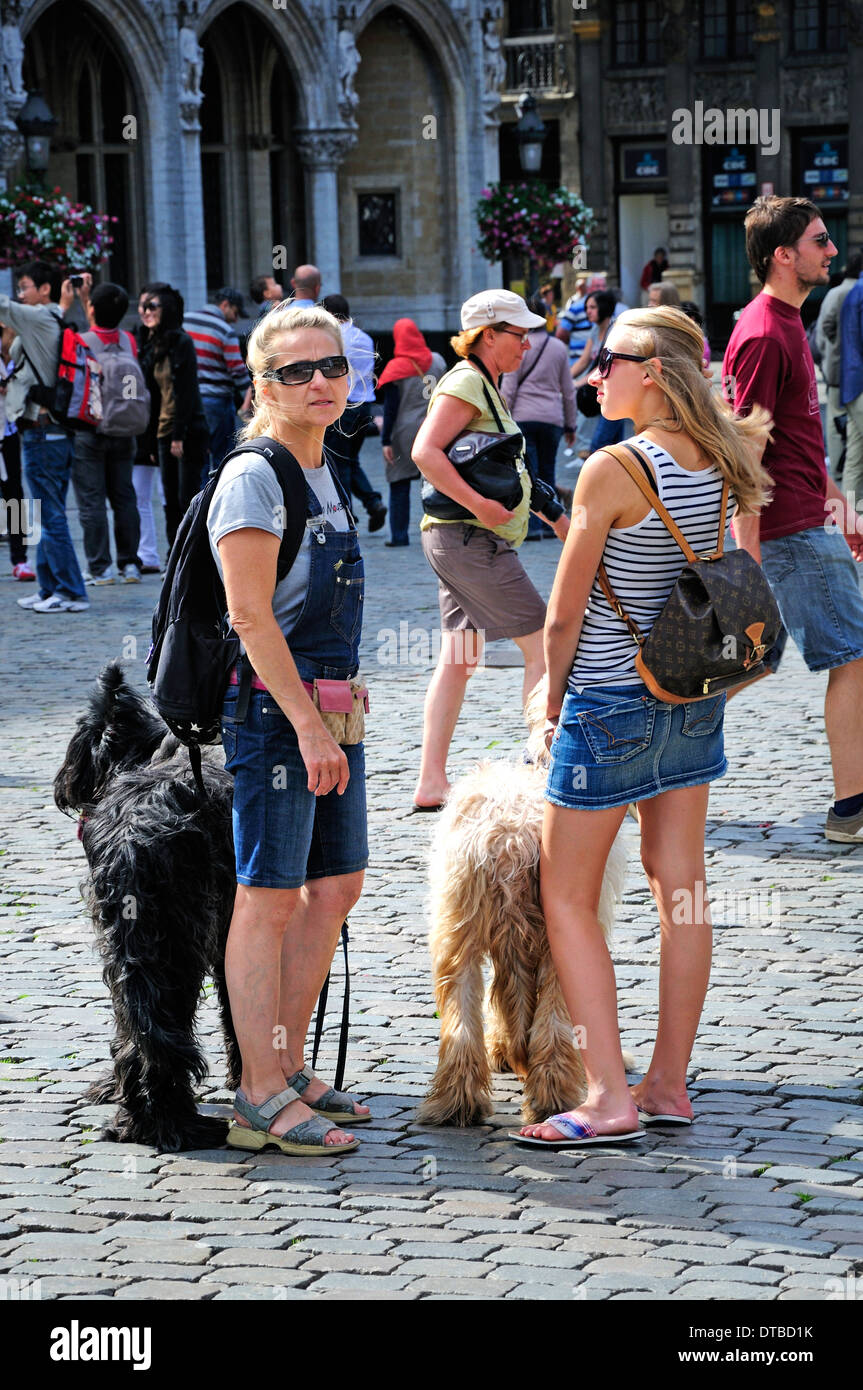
[614,306,773,515]
[240,303,344,442]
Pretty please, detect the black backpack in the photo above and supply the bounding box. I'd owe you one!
[146,437,308,786]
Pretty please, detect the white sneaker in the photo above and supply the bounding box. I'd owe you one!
[17,591,47,609]
[122,563,141,583]
[32,594,90,612]
[87,569,115,586]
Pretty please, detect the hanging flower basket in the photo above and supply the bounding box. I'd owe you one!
[475,181,593,274]
[0,184,116,271]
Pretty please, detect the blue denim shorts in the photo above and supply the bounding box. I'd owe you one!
[760,525,863,673]
[545,683,727,811]
[222,688,368,889]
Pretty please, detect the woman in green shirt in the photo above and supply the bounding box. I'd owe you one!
[412,290,569,810]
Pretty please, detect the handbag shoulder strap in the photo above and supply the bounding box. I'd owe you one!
[448,361,507,432]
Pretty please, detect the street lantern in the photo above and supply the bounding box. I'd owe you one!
[15,90,57,178]
[515,92,546,176]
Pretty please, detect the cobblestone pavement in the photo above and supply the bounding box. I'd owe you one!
[2,442,862,1303]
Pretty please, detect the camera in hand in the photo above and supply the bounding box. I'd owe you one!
[69,275,84,288]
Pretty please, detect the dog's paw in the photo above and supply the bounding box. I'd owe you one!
[416,1096,494,1127]
[106,1108,230,1153]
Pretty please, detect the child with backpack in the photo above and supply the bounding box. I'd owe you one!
[71,282,151,584]
[516,306,774,1150]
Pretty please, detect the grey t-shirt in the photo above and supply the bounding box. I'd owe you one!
[207,453,350,640]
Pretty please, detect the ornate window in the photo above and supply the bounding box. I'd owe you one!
[506,0,554,35]
[611,1,662,67]
[791,0,846,52]
[358,193,398,257]
[702,0,755,59]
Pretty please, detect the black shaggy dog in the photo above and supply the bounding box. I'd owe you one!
[54,663,240,1152]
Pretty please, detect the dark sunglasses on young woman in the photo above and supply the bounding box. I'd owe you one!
[595,346,650,378]
[260,356,349,387]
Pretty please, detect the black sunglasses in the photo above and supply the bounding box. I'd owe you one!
[800,231,831,248]
[260,356,349,386]
[595,346,650,378]
[141,300,161,312]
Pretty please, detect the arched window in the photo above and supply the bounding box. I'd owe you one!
[23,2,140,291]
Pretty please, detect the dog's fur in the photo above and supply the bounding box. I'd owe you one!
[417,694,628,1126]
[55,663,239,1152]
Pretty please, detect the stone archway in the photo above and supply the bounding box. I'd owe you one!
[339,3,466,330]
[20,0,148,291]
[198,2,305,295]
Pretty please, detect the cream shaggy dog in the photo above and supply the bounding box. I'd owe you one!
[418,689,629,1126]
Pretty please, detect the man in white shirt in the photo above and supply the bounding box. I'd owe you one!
[321,294,387,532]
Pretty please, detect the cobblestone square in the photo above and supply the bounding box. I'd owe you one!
[2,442,862,1303]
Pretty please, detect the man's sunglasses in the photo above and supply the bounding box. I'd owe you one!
[800,231,832,248]
[595,347,650,378]
[141,301,161,312]
[260,356,349,386]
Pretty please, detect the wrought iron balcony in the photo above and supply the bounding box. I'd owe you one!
[503,37,570,94]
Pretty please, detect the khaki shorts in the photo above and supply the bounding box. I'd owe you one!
[421,522,547,643]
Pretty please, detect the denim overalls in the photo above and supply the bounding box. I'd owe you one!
[221,463,368,890]
[288,471,364,683]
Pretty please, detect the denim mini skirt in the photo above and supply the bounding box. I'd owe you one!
[545,682,727,811]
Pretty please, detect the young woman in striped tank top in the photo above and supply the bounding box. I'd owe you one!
[517,307,773,1149]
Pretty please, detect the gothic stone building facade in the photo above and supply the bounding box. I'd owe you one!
[0,0,860,342]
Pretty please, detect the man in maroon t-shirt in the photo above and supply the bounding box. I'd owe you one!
[723,195,863,844]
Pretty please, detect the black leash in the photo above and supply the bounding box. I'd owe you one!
[311,919,351,1092]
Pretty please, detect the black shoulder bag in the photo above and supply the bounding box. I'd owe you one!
[421,358,525,522]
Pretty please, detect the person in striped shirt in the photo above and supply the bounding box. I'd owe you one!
[184,289,252,474]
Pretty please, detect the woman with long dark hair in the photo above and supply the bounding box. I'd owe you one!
[138,286,209,548]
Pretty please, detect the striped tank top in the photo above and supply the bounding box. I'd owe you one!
[568,434,735,691]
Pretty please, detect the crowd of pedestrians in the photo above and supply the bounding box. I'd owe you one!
[5,192,863,1158]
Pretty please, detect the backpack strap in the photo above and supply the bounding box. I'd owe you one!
[225,437,307,582]
[603,442,699,563]
[595,441,731,643]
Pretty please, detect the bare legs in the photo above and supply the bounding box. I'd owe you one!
[824,657,863,800]
[520,784,712,1139]
[414,627,544,807]
[225,869,365,1144]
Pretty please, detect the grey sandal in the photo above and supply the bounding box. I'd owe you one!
[226,1085,360,1155]
[286,1065,372,1124]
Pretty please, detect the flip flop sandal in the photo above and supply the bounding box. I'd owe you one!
[510,1113,644,1149]
[637,1108,693,1128]
[286,1065,372,1124]
[226,1085,360,1155]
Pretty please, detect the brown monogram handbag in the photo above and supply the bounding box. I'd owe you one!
[596,443,782,703]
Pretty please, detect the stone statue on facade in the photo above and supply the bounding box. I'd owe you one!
[337,28,360,123]
[178,24,204,130]
[481,14,506,97]
[1,21,26,110]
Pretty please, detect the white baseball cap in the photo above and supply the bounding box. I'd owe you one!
[460,289,546,332]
